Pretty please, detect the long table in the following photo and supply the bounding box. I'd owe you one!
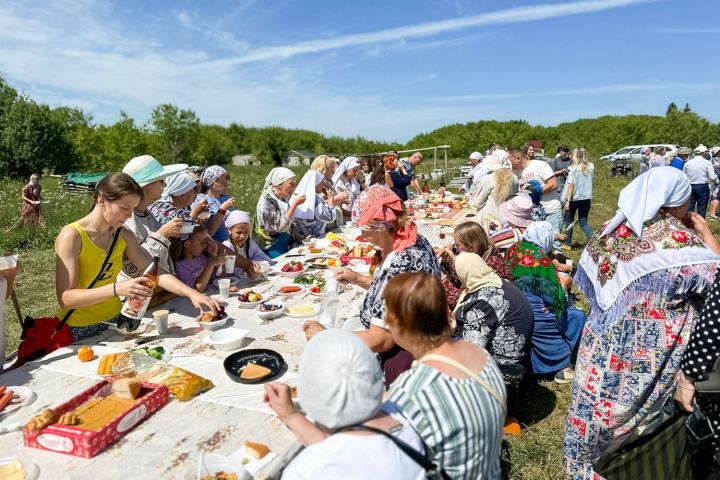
[0,253,366,479]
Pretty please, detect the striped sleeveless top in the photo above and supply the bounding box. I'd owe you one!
[387,353,506,479]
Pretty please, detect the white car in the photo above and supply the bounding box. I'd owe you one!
[602,144,677,163]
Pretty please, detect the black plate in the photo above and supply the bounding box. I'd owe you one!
[223,348,287,384]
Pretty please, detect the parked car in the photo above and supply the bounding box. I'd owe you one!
[602,144,677,164]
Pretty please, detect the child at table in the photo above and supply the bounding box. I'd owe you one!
[171,225,225,292]
[223,211,269,278]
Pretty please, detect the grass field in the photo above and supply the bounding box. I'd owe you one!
[0,159,685,479]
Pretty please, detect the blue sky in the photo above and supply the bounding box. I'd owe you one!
[1,0,719,142]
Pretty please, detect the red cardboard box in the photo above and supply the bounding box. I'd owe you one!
[23,380,168,458]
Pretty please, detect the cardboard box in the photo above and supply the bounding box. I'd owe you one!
[24,380,168,458]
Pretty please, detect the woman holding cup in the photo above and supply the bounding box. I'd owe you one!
[150,172,210,225]
[192,166,236,243]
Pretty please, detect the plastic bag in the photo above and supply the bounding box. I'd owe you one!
[145,364,214,401]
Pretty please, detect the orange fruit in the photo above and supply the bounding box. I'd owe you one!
[78,346,95,362]
[327,259,336,267]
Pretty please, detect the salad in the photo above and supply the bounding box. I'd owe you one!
[293,275,326,289]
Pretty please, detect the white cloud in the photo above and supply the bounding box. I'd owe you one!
[438,82,720,102]
[198,0,657,68]
[0,0,669,142]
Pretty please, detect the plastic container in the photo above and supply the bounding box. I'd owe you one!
[205,329,250,351]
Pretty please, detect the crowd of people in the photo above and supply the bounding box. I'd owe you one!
[2,141,720,479]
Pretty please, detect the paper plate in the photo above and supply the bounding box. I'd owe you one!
[0,387,36,417]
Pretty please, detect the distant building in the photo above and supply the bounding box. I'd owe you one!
[284,150,313,166]
[232,155,261,166]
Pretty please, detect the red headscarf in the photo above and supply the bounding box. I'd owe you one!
[352,185,418,252]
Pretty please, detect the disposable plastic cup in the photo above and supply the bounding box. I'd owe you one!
[152,309,169,334]
[218,279,231,299]
[224,256,236,274]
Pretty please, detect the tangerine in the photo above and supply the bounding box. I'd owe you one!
[77,346,94,362]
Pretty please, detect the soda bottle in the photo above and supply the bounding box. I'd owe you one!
[422,180,431,193]
[117,256,159,331]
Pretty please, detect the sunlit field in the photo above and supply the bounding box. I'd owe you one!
[1,159,712,479]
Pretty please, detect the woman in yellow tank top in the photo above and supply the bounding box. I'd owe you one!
[55,173,218,341]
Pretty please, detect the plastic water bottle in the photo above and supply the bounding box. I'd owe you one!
[318,276,339,328]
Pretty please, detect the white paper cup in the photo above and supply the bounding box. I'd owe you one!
[152,309,169,334]
[217,278,231,298]
[565,259,574,267]
[224,255,236,274]
[180,222,195,234]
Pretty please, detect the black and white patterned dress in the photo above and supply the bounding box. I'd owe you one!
[360,235,441,329]
[454,280,534,368]
[682,268,720,453]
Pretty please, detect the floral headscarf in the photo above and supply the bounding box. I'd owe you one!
[351,185,417,253]
[506,239,565,319]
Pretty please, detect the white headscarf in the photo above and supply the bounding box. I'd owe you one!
[160,172,196,203]
[291,170,324,220]
[332,156,360,185]
[523,221,555,253]
[224,210,252,230]
[298,329,383,429]
[484,149,511,172]
[263,167,296,190]
[601,166,691,238]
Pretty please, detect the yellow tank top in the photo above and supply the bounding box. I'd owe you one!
[57,223,126,327]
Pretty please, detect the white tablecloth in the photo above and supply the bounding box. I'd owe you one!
[0,254,365,479]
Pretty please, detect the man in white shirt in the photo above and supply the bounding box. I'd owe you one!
[684,144,718,217]
[463,151,487,196]
[509,148,562,233]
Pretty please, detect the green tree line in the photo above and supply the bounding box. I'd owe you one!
[407,104,720,158]
[1,75,718,179]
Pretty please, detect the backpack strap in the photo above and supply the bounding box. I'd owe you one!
[56,228,122,330]
[336,424,450,480]
[420,353,506,412]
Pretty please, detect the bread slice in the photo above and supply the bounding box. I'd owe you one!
[240,362,272,380]
[245,440,270,459]
[112,378,143,400]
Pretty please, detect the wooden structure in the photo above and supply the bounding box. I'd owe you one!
[379,145,451,171]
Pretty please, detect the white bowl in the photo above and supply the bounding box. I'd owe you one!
[197,315,229,331]
[182,454,251,480]
[256,301,285,320]
[279,269,304,278]
[205,328,250,351]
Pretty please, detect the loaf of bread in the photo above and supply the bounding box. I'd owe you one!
[244,440,270,459]
[25,409,59,432]
[112,378,143,400]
